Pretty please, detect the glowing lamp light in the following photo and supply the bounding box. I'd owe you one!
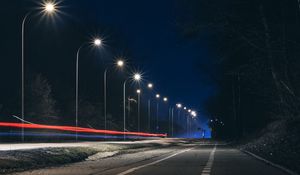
[176,103,182,108]
[94,39,102,46]
[188,109,191,113]
[156,94,160,98]
[117,60,124,67]
[136,89,141,94]
[184,107,187,110]
[191,111,197,117]
[133,73,141,81]
[148,83,153,89]
[163,97,168,102]
[45,3,55,13]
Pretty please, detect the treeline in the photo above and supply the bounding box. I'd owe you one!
[177,0,300,138]
[0,71,173,134]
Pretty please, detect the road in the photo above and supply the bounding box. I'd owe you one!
[10,140,288,175]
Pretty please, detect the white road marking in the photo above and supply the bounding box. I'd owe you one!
[117,147,193,175]
[201,145,217,175]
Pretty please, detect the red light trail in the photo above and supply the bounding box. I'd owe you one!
[0,122,167,137]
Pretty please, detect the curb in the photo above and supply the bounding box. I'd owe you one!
[241,149,299,175]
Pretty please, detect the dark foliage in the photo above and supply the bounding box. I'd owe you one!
[177,0,300,138]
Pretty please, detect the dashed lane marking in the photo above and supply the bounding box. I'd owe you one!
[201,145,217,175]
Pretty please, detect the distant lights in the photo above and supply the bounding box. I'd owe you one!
[148,83,153,89]
[176,103,182,108]
[136,89,141,94]
[156,94,160,98]
[191,111,197,117]
[163,97,168,102]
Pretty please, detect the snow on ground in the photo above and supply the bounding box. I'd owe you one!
[0,138,186,174]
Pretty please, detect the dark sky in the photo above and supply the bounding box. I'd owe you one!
[77,0,217,108]
[0,0,217,133]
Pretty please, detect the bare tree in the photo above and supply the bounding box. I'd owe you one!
[26,74,57,121]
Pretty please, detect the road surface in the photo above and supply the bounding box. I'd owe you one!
[10,141,288,175]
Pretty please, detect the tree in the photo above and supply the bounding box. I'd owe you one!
[176,0,300,138]
[26,74,58,123]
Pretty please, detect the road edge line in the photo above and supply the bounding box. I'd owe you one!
[240,149,299,175]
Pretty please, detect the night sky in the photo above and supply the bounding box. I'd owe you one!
[0,0,217,134]
[72,0,217,108]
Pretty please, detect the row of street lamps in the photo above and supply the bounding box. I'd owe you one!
[20,1,198,140]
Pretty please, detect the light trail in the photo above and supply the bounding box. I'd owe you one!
[0,122,167,137]
[0,132,149,139]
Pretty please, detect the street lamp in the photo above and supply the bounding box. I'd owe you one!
[155,94,160,133]
[161,96,168,134]
[75,38,102,141]
[104,59,125,137]
[171,107,174,137]
[146,83,153,132]
[123,73,142,139]
[136,89,141,132]
[176,103,182,134]
[21,1,58,142]
[188,111,197,138]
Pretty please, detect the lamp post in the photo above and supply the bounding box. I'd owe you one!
[190,111,197,138]
[176,103,182,122]
[75,38,102,141]
[171,107,174,137]
[176,103,182,135]
[123,73,141,140]
[147,83,153,132]
[163,97,168,133]
[136,89,141,132]
[167,103,173,136]
[104,60,124,136]
[155,94,160,133]
[21,2,57,142]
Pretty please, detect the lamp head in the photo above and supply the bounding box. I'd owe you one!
[94,38,102,46]
[117,60,124,67]
[148,83,153,89]
[163,97,168,102]
[44,2,55,13]
[133,73,141,81]
[176,103,182,108]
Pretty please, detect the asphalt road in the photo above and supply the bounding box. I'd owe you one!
[12,141,288,175]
